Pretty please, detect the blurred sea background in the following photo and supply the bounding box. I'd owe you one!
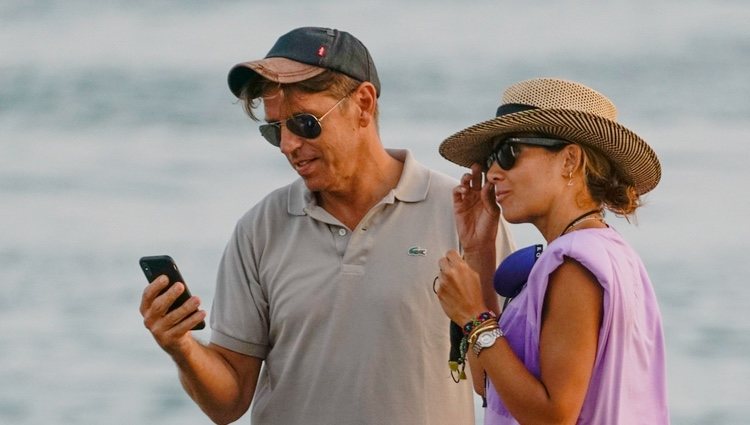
[2,1,749,424]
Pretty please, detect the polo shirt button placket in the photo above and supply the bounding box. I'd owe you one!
[338,228,347,236]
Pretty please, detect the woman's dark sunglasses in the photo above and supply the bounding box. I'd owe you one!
[486,137,569,171]
[259,97,348,147]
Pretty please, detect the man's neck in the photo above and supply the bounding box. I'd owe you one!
[317,149,404,230]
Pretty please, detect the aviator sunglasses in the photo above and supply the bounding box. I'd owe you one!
[486,136,569,171]
[259,96,348,147]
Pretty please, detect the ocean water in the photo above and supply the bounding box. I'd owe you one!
[2,1,749,424]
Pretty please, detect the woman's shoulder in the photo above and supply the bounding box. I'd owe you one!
[554,227,627,256]
[537,228,634,284]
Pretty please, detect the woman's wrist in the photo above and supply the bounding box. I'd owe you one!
[461,235,496,249]
[460,310,496,335]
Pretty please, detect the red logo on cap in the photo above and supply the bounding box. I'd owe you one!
[317,46,326,57]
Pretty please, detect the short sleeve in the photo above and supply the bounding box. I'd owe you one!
[209,218,270,358]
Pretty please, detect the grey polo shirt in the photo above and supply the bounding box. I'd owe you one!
[210,149,514,425]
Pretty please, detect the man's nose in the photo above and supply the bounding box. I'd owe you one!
[279,126,304,154]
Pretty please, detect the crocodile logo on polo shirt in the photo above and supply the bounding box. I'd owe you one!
[407,246,427,256]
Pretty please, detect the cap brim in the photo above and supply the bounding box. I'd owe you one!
[227,57,327,98]
[438,109,661,195]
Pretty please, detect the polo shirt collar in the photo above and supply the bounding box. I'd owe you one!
[287,149,431,216]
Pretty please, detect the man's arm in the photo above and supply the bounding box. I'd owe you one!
[175,341,261,424]
[140,275,261,424]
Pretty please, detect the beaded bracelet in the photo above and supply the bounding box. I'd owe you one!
[450,311,498,382]
[462,311,497,335]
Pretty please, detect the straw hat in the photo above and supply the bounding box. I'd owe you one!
[439,78,661,195]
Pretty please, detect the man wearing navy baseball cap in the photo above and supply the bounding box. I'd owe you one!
[227,27,381,99]
[140,26,514,424]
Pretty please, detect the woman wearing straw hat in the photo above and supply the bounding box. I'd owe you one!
[434,78,669,424]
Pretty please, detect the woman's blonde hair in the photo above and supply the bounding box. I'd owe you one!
[580,144,641,217]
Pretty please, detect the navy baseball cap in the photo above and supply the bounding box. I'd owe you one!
[228,27,381,98]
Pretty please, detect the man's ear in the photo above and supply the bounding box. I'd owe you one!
[351,82,377,127]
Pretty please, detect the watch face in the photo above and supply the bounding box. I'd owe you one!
[479,332,495,346]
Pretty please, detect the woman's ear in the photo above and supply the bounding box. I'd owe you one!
[351,82,377,127]
[561,144,584,176]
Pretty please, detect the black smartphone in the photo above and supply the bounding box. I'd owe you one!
[139,255,205,330]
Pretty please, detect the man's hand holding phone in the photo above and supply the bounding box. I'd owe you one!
[139,256,207,356]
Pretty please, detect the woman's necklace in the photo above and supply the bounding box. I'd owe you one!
[559,209,605,237]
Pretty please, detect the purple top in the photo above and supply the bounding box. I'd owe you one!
[485,228,669,424]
